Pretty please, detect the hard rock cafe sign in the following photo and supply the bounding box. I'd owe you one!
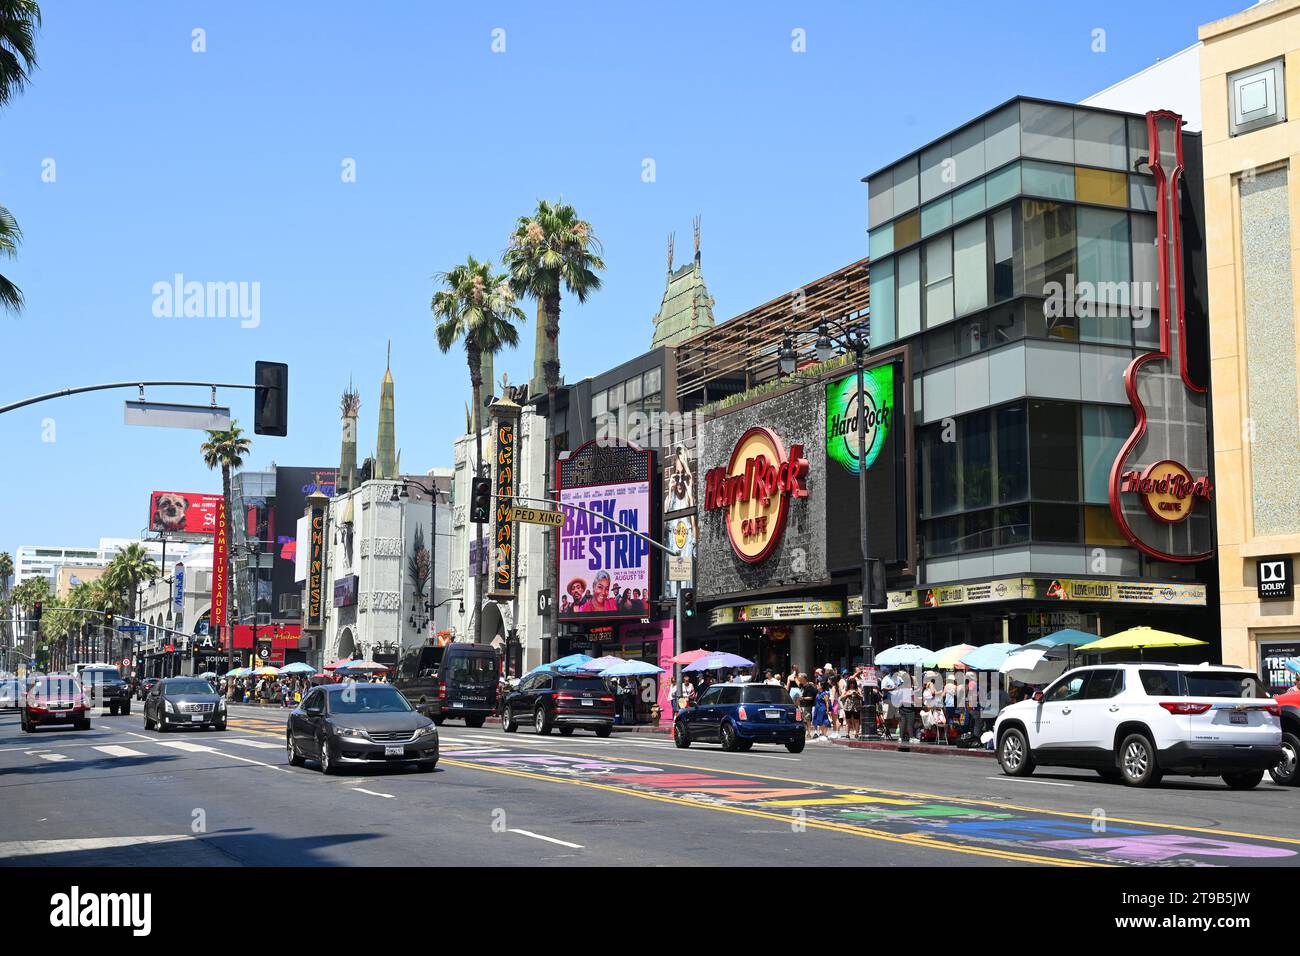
[1119,460,1213,524]
[704,427,809,563]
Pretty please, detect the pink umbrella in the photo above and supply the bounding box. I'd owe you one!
[324,657,352,671]
[669,649,711,666]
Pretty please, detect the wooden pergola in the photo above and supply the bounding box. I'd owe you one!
[674,256,870,410]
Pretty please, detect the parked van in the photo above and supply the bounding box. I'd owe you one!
[393,642,499,727]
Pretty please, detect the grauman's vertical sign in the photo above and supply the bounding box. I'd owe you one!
[306,504,325,629]
[705,427,809,564]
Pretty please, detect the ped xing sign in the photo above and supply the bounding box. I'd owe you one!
[511,505,565,527]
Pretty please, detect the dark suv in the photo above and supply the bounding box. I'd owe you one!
[501,671,615,737]
[393,642,499,727]
[79,665,132,716]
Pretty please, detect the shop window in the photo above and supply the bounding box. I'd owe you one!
[924,234,954,328]
[1022,160,1076,201]
[992,207,1016,301]
[1075,167,1127,207]
[1029,401,1079,501]
[961,411,993,509]
[995,403,1029,503]
[1032,504,1082,543]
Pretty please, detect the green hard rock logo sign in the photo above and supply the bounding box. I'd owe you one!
[826,366,893,476]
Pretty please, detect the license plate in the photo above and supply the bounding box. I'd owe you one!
[384,745,404,756]
[451,702,464,708]
[190,714,204,722]
[52,710,69,717]
[1230,711,1248,725]
[581,699,594,707]
[764,710,783,719]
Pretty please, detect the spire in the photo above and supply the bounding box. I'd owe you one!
[667,231,675,274]
[337,380,361,495]
[651,215,716,349]
[377,345,397,479]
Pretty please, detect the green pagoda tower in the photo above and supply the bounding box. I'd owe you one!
[377,342,397,480]
[650,216,715,348]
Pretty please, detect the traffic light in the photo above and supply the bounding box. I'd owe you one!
[104,609,114,628]
[681,588,696,618]
[254,361,289,437]
[33,601,42,622]
[470,476,492,524]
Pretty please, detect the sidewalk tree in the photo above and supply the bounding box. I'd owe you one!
[201,422,251,669]
[432,255,524,643]
[0,0,43,315]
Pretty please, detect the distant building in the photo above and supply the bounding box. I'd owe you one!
[650,217,716,348]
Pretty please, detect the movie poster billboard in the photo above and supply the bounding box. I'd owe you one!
[149,491,223,536]
[559,481,652,620]
[663,442,696,515]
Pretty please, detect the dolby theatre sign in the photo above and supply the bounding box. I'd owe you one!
[705,427,809,563]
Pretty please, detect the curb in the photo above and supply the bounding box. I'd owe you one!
[826,737,995,758]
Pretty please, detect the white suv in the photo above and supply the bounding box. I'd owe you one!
[994,663,1282,789]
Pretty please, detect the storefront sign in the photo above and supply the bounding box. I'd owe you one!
[1119,460,1213,524]
[306,505,325,629]
[588,625,616,643]
[710,599,842,628]
[826,366,893,475]
[1259,640,1300,696]
[490,416,520,599]
[1257,556,1293,600]
[211,496,229,630]
[873,578,1033,614]
[1043,578,1206,606]
[878,577,1207,613]
[705,427,808,564]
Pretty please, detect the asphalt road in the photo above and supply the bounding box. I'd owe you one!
[0,703,1296,867]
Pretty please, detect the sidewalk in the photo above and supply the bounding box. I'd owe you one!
[823,735,995,759]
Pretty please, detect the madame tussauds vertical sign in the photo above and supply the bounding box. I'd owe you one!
[704,427,809,564]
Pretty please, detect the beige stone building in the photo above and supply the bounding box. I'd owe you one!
[1201,0,1300,681]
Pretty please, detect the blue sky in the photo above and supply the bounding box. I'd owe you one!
[0,0,1242,556]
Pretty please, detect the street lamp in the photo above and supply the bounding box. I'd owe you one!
[790,315,877,666]
[778,337,797,376]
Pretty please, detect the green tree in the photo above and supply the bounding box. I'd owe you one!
[0,551,13,664]
[0,1,42,315]
[201,422,251,669]
[0,205,20,315]
[502,200,604,652]
[432,255,524,643]
[105,542,158,622]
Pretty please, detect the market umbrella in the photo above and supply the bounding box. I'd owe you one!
[1025,628,1097,649]
[549,653,594,671]
[598,659,664,677]
[668,649,711,666]
[577,656,625,672]
[1076,627,1208,657]
[336,659,389,673]
[279,662,317,675]
[928,643,976,670]
[198,671,218,679]
[252,665,281,677]
[959,643,1022,671]
[324,657,352,671]
[683,652,754,672]
[999,649,1067,684]
[874,644,930,667]
[1285,658,1300,675]
[222,667,251,678]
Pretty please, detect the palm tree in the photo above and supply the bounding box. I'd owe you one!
[105,543,158,622]
[432,255,524,644]
[1,1,42,316]
[503,200,604,654]
[201,422,251,670]
[0,551,13,666]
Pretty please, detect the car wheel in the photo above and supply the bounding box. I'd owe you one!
[318,737,337,775]
[1096,769,1124,783]
[432,716,445,726]
[533,706,551,736]
[559,727,574,736]
[21,716,32,733]
[502,706,518,733]
[786,738,805,754]
[1119,733,1162,787]
[286,732,305,767]
[214,721,227,731]
[673,721,690,749]
[997,727,1035,777]
[144,711,153,731]
[1269,731,1299,786]
[594,725,612,739]
[720,721,739,752]
[1223,770,1264,790]
[121,701,131,716]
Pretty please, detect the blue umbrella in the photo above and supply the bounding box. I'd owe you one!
[521,653,594,678]
[683,652,754,672]
[577,656,624,672]
[874,643,930,667]
[279,662,317,675]
[1285,657,1300,675]
[959,643,1023,671]
[596,658,664,677]
[1023,628,1096,649]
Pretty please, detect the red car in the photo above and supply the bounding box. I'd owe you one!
[22,674,92,733]
[1273,685,1299,786]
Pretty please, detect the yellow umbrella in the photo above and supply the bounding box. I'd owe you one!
[929,643,977,670]
[1076,627,1207,656]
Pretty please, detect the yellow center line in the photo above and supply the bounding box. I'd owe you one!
[439,757,1103,867]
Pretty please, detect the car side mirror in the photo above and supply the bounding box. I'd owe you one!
[305,705,322,716]
[415,702,428,713]
[1032,691,1044,702]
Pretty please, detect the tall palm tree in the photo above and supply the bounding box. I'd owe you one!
[201,422,251,670]
[1,1,42,316]
[0,551,13,666]
[106,543,158,622]
[432,255,524,644]
[503,200,604,655]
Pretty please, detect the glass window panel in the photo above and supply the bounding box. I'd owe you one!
[1029,401,1080,501]
[1019,200,1076,299]
[1080,308,1131,346]
[1131,213,1157,321]
[1075,167,1127,207]
[642,391,662,414]
[592,390,607,417]
[1026,301,1078,342]
[921,140,953,204]
[897,248,921,338]
[893,155,920,214]
[985,104,1021,170]
[894,210,920,249]
[1129,176,1157,211]
[921,196,953,237]
[924,323,957,368]
[1077,206,1131,322]
[992,208,1016,301]
[870,256,896,347]
[962,411,994,510]
[625,374,642,402]
[643,367,661,396]
[952,179,986,221]
[924,516,961,557]
[989,300,1025,346]
[985,161,1020,206]
[925,235,954,328]
[951,120,987,185]
[870,223,894,258]
[1082,405,1131,503]
[923,425,959,515]
[609,382,624,409]
[1073,110,1127,170]
[1084,504,1128,546]
[1127,116,1151,174]
[996,403,1029,503]
[954,218,989,316]
[868,168,894,227]
[1022,160,1076,200]
[956,314,988,357]
[1020,102,1075,163]
[1033,504,1082,543]
[995,505,1030,546]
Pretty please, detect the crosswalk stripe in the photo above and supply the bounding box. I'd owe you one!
[226,739,280,750]
[93,745,147,758]
[37,752,71,762]
[155,741,216,753]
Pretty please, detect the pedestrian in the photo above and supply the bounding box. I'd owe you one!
[894,672,917,743]
[800,673,816,736]
[879,670,897,739]
[684,674,698,708]
[812,681,831,739]
[842,678,862,738]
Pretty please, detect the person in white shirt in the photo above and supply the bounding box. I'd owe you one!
[880,672,898,739]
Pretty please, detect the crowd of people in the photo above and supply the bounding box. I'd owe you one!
[220,670,390,707]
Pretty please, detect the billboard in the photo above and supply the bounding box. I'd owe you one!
[825,361,903,569]
[663,442,697,515]
[149,491,223,536]
[559,481,652,620]
[272,467,337,619]
[212,496,229,631]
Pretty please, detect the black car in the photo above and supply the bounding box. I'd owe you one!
[393,642,499,727]
[287,683,438,774]
[137,677,161,701]
[79,665,132,716]
[21,675,91,732]
[143,677,227,732]
[501,671,615,737]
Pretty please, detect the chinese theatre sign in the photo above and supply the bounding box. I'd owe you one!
[705,427,809,564]
[306,504,325,629]
[490,410,520,599]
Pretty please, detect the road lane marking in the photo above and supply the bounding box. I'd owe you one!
[93,745,147,758]
[0,835,193,857]
[985,777,1075,788]
[508,828,583,849]
[226,739,281,750]
[352,788,395,799]
[155,741,217,753]
[36,752,71,762]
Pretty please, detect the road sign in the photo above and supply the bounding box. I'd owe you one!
[120,658,130,668]
[117,624,146,633]
[510,506,565,527]
[667,556,692,582]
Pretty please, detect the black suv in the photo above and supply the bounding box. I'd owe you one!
[79,666,132,716]
[393,643,499,727]
[501,671,615,737]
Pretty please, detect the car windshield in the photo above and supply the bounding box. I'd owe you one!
[166,680,214,695]
[82,670,122,683]
[742,686,787,704]
[31,678,81,700]
[446,655,496,683]
[1139,669,1266,699]
[329,686,412,714]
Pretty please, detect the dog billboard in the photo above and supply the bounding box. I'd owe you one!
[149,491,223,536]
